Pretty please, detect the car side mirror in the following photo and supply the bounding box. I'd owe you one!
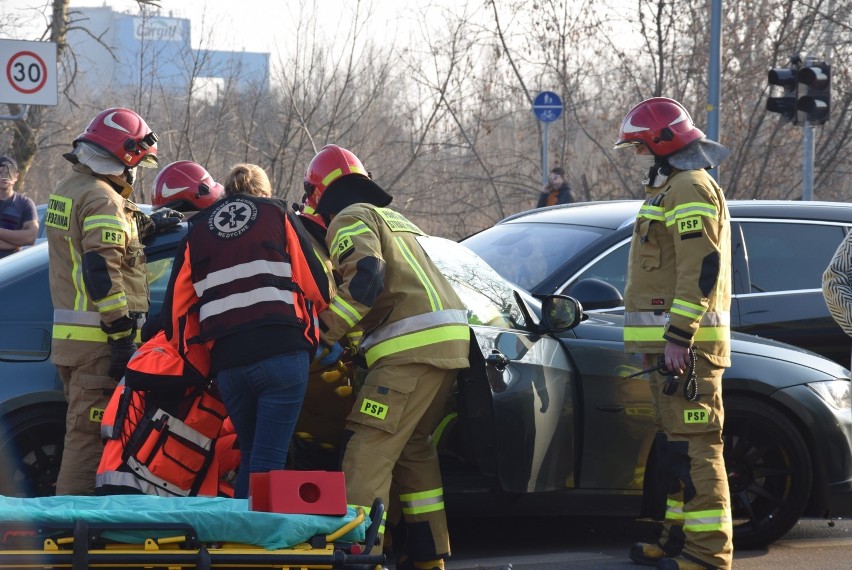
[564,278,623,311]
[540,295,583,333]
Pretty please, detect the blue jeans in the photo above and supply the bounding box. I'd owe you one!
[216,350,309,498]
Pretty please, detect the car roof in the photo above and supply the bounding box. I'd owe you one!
[496,199,852,230]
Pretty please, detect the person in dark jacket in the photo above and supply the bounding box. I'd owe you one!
[161,163,331,499]
[536,166,573,207]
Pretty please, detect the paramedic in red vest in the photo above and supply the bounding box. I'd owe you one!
[305,144,471,570]
[161,163,331,499]
[45,107,182,496]
[97,220,236,499]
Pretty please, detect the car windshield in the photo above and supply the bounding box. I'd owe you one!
[463,222,612,290]
[418,235,530,330]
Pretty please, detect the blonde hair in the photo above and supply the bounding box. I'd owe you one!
[224,163,272,197]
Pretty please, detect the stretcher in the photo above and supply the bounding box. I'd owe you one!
[0,494,385,569]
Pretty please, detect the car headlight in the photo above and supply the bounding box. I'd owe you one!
[807,380,852,410]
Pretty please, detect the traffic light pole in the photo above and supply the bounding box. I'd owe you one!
[803,120,815,200]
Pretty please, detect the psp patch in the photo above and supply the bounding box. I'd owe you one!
[336,235,354,257]
[683,409,709,424]
[209,198,258,239]
[89,407,105,423]
[359,398,388,420]
[101,228,125,246]
[677,216,703,240]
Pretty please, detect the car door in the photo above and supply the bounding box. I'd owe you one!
[471,325,577,493]
[418,235,579,494]
[732,219,849,364]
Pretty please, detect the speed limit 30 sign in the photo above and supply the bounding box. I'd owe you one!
[0,39,57,106]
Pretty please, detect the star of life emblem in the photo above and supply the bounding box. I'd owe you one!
[209,197,257,238]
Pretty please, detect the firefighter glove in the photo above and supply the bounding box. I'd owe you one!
[150,208,184,232]
[314,341,344,367]
[134,209,184,239]
[102,316,138,380]
[107,336,138,380]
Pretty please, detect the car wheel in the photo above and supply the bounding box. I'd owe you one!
[0,405,66,497]
[723,396,812,549]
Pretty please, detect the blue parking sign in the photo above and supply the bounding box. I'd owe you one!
[533,91,563,123]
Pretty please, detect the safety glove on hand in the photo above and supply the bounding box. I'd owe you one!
[314,341,344,367]
[101,316,138,380]
[134,209,184,239]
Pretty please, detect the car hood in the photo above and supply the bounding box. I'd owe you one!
[572,313,849,378]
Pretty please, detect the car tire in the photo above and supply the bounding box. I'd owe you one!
[723,396,812,549]
[0,405,66,497]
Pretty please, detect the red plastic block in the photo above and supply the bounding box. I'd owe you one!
[249,470,347,516]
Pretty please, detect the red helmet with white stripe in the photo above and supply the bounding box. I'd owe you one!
[152,161,224,212]
[74,107,159,168]
[613,97,705,157]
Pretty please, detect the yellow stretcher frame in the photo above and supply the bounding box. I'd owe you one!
[0,503,386,570]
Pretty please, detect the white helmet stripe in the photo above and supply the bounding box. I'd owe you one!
[103,111,131,134]
[622,115,649,133]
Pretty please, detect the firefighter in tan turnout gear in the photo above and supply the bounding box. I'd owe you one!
[45,107,182,496]
[305,144,470,570]
[615,98,733,570]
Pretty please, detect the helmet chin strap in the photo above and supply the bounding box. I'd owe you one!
[643,160,672,188]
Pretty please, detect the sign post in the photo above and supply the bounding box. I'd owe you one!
[0,39,58,108]
[532,91,563,189]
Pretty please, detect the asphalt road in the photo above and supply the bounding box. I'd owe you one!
[427,515,852,569]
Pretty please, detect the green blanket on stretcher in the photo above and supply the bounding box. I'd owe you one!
[0,495,365,550]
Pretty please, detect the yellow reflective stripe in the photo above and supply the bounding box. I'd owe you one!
[322,168,343,188]
[360,309,468,353]
[670,298,706,320]
[638,204,665,221]
[683,508,731,532]
[664,202,718,226]
[53,325,142,343]
[400,488,445,515]
[624,311,730,327]
[66,237,87,311]
[365,325,470,367]
[95,291,128,314]
[624,326,729,342]
[432,412,457,448]
[330,295,363,328]
[665,498,684,521]
[394,237,441,311]
[82,214,128,233]
[330,220,372,255]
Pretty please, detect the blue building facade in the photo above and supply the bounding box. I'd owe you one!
[68,7,269,96]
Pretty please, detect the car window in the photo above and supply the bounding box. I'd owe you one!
[463,222,611,290]
[147,258,173,304]
[562,240,630,296]
[741,221,845,293]
[418,235,529,330]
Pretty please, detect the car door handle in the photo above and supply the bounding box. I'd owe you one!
[485,350,509,393]
[485,349,509,371]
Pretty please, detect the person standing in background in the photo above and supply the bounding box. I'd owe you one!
[536,166,573,207]
[0,156,38,258]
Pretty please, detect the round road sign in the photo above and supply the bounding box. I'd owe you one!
[532,91,563,123]
[6,50,48,95]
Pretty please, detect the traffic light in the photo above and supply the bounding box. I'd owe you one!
[797,62,831,124]
[767,66,798,123]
